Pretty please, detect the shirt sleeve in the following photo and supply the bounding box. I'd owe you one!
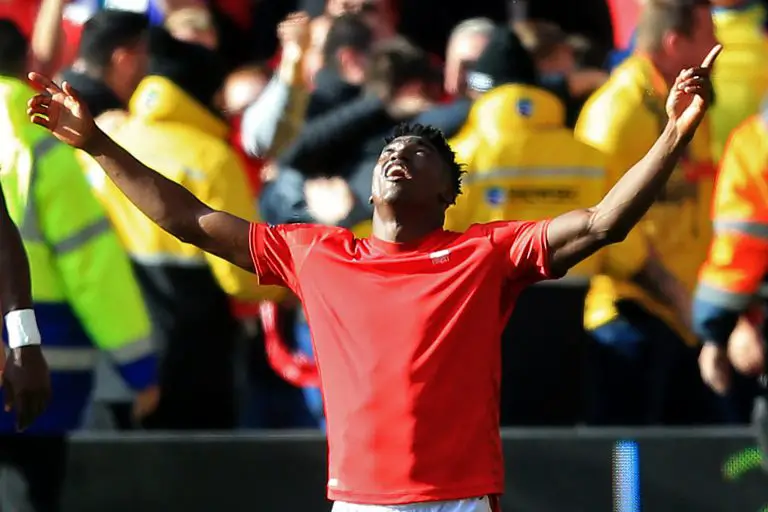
[199,149,285,302]
[249,223,334,292]
[485,220,558,284]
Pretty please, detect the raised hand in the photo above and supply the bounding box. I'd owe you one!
[665,44,722,140]
[278,11,311,51]
[26,72,97,150]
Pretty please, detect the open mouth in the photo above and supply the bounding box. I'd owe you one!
[384,162,411,180]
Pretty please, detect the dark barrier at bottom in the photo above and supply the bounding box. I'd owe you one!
[60,428,768,512]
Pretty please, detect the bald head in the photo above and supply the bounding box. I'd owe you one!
[444,18,494,96]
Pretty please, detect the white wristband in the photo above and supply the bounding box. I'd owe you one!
[5,309,41,349]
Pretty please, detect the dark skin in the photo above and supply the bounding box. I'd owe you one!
[24,45,720,283]
[0,182,51,431]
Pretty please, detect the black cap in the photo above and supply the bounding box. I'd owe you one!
[466,25,537,93]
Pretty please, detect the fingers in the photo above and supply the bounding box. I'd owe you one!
[26,72,62,94]
[27,95,51,118]
[61,81,82,104]
[676,76,707,94]
[26,95,56,128]
[701,44,723,69]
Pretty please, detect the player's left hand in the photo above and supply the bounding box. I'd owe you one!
[2,346,51,431]
[666,44,722,140]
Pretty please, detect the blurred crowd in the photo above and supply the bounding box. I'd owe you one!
[2,0,768,438]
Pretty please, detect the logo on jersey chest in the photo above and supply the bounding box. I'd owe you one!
[429,249,451,264]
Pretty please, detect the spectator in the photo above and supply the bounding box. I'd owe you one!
[709,0,768,161]
[80,27,282,430]
[443,17,494,98]
[695,111,768,422]
[306,12,374,119]
[221,63,271,195]
[75,8,153,431]
[443,25,610,425]
[512,19,607,127]
[346,36,441,204]
[304,14,332,85]
[59,9,149,118]
[0,18,158,509]
[0,0,90,75]
[325,0,398,41]
[414,17,494,138]
[221,64,270,120]
[62,9,151,426]
[575,0,718,426]
[240,12,312,163]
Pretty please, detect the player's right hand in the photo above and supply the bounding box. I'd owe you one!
[26,73,97,151]
[2,346,51,431]
[699,342,731,395]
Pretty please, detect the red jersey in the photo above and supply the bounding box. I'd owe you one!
[249,219,556,505]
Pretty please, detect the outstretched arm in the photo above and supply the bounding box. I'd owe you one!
[546,45,721,276]
[85,130,253,270]
[26,73,253,271]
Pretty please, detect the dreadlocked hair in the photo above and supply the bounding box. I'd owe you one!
[385,123,465,204]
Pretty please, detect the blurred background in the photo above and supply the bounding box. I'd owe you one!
[0,0,768,510]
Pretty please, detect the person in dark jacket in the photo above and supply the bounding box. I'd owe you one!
[59,9,149,118]
[306,12,373,118]
[418,23,539,139]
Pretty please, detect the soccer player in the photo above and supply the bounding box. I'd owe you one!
[0,181,50,431]
[26,44,721,512]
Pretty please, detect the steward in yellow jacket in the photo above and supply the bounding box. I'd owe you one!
[694,108,768,421]
[0,76,157,434]
[446,80,643,425]
[710,0,768,161]
[447,84,649,283]
[80,29,280,429]
[575,0,719,425]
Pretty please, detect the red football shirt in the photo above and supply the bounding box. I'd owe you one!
[249,220,556,505]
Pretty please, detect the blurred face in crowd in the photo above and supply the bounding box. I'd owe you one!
[537,43,576,76]
[219,67,269,118]
[304,15,332,85]
[326,0,396,40]
[371,136,451,209]
[336,46,369,85]
[665,6,718,72]
[110,34,149,103]
[444,30,490,96]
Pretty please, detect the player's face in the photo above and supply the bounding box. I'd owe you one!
[371,136,452,208]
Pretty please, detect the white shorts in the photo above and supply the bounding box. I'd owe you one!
[333,496,492,512]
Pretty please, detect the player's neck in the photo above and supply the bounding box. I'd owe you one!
[372,207,444,243]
